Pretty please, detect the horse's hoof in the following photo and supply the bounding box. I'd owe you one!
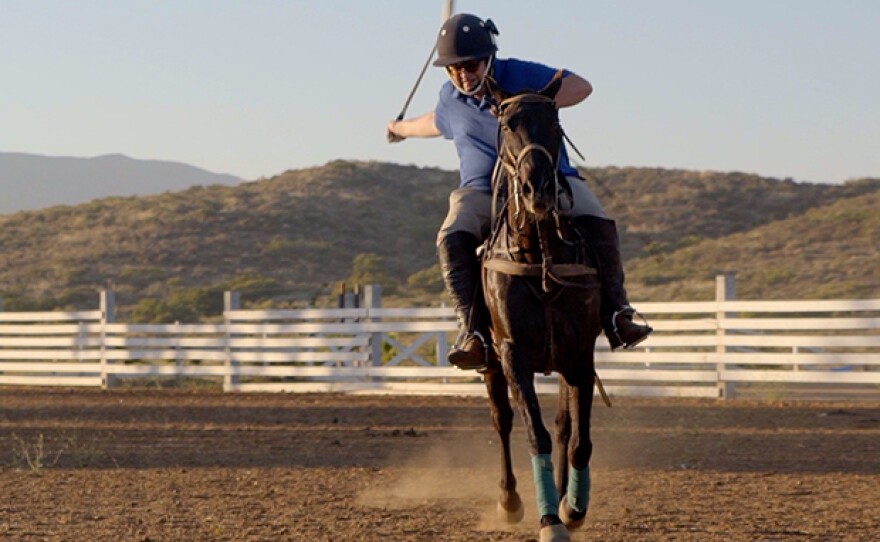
[559,497,587,530]
[539,523,571,542]
[496,496,524,524]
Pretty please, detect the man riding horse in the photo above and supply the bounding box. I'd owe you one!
[387,13,651,372]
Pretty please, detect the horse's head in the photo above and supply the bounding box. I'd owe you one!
[486,72,566,221]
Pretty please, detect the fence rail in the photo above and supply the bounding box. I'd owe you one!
[1,277,878,399]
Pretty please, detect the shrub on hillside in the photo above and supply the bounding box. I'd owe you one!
[131,298,199,324]
[406,265,444,294]
[347,253,399,295]
[168,286,224,317]
[223,275,286,300]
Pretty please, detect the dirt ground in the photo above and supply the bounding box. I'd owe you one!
[0,388,878,542]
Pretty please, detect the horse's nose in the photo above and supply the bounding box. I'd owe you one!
[522,168,550,199]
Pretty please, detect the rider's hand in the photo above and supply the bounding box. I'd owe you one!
[386,120,405,143]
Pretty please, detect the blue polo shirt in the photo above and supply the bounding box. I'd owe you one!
[434,57,581,192]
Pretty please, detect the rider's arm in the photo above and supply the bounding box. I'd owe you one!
[555,73,593,108]
[387,111,442,140]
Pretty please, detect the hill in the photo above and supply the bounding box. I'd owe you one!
[0,152,241,213]
[626,189,880,301]
[0,161,453,316]
[583,167,880,259]
[0,160,877,319]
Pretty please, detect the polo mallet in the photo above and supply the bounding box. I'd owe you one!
[387,0,455,143]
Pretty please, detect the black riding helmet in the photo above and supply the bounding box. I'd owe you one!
[433,13,499,67]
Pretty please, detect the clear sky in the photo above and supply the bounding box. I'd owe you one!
[2,0,878,184]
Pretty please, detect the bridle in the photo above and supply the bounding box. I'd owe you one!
[493,93,572,225]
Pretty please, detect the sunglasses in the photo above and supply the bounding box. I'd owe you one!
[447,59,485,74]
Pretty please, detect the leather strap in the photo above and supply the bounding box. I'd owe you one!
[484,259,597,277]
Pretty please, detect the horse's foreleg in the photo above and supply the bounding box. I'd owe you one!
[499,341,562,530]
[484,369,524,523]
[558,376,595,531]
[553,381,572,503]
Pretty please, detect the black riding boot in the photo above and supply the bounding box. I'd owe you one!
[572,216,653,350]
[437,231,489,371]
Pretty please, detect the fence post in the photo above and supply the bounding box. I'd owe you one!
[716,274,736,400]
[223,291,241,392]
[363,285,383,367]
[174,321,182,370]
[436,302,450,367]
[340,285,359,368]
[345,284,359,309]
[100,289,116,389]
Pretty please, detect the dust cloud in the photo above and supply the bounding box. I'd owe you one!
[353,405,543,532]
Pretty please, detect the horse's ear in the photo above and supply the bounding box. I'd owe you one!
[539,70,565,100]
[484,76,510,104]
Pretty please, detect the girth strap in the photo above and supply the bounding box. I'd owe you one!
[484,259,597,277]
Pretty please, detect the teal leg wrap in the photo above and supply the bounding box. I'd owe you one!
[566,465,591,513]
[531,454,559,518]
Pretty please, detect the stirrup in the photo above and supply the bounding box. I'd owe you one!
[449,330,489,372]
[611,305,652,350]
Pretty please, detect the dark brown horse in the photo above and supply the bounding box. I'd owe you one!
[480,72,602,542]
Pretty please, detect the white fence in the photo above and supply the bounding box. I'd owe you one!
[1,277,878,399]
